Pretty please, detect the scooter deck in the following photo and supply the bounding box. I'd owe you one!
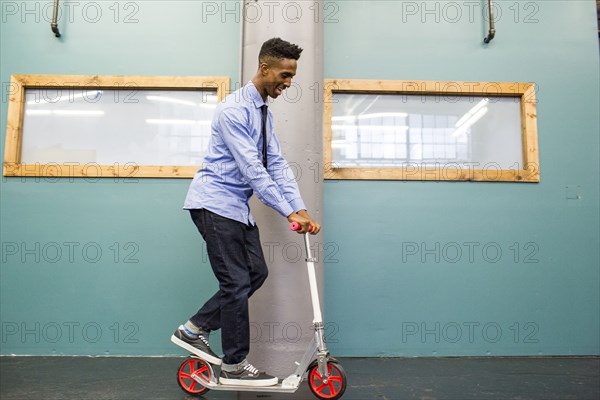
[191,374,301,393]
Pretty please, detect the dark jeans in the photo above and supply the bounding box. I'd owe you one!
[188,208,269,365]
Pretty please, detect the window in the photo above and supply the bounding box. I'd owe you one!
[3,75,229,178]
[323,79,539,182]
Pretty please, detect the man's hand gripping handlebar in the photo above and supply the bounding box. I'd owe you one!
[290,221,316,234]
[287,210,320,234]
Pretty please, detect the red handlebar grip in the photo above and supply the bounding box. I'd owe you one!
[290,222,314,232]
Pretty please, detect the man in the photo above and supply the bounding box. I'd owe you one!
[171,37,320,387]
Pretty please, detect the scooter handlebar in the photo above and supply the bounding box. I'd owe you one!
[290,222,314,232]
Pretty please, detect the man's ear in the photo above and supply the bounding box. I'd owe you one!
[259,62,270,76]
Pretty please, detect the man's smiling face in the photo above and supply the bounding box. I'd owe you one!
[260,57,297,99]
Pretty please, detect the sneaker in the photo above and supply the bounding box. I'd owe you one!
[171,325,222,365]
[219,363,278,387]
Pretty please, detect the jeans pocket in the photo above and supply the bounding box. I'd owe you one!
[190,209,209,239]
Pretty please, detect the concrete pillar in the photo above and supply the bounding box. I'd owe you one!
[240,0,324,377]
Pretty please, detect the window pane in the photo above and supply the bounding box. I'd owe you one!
[21,88,218,166]
[331,93,523,169]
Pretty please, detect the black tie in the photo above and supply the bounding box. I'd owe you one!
[260,105,268,168]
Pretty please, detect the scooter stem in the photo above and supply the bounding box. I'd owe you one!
[289,223,323,325]
[302,232,323,324]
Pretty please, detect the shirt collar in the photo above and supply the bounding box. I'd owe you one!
[245,80,267,109]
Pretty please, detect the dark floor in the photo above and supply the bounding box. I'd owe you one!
[0,356,598,400]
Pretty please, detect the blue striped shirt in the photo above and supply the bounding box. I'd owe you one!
[184,81,306,225]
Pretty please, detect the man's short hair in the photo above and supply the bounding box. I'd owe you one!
[258,38,303,65]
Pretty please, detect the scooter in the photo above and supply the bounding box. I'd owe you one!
[175,222,347,399]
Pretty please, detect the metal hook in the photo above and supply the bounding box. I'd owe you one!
[51,0,61,38]
[483,0,495,44]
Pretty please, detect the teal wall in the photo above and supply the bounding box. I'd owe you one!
[1,1,599,357]
[0,1,239,355]
[323,1,600,356]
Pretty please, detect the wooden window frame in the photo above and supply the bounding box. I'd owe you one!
[3,74,229,178]
[323,79,540,182]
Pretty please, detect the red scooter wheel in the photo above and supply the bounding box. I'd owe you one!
[307,360,347,399]
[177,357,211,396]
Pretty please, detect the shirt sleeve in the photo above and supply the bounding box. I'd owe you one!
[266,130,307,213]
[217,107,295,218]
